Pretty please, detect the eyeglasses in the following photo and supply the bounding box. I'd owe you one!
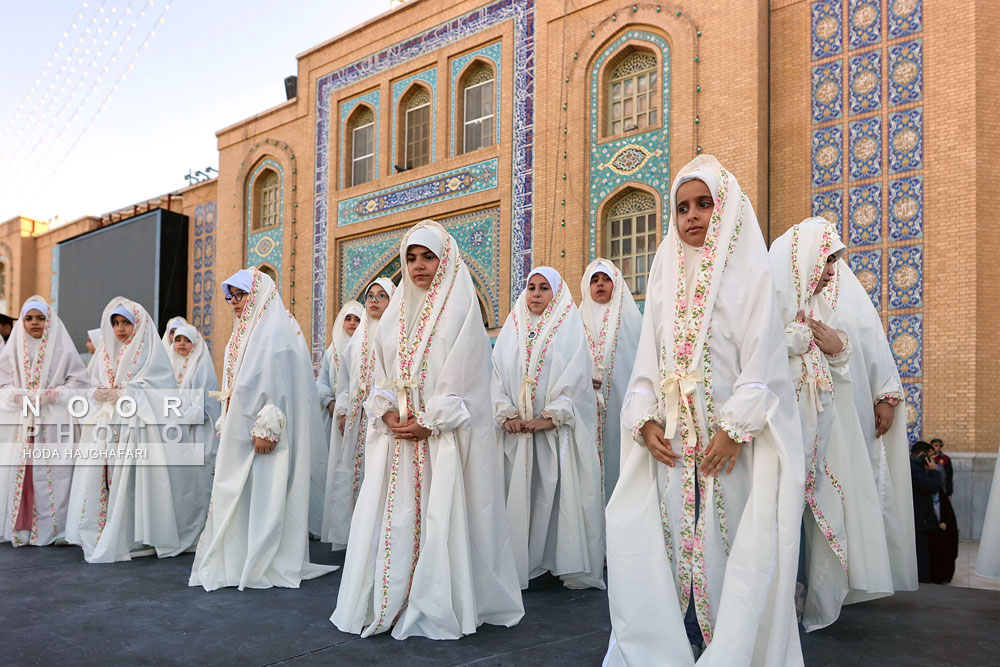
[365,292,389,302]
[225,289,248,304]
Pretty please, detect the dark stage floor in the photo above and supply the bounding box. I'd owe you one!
[1,541,996,665]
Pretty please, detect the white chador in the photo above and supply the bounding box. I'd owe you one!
[976,448,1000,578]
[0,297,90,546]
[65,298,203,562]
[161,316,187,352]
[605,156,805,666]
[322,280,395,548]
[167,323,221,534]
[189,269,336,591]
[332,220,523,639]
[492,267,605,590]
[285,308,329,537]
[578,259,641,500]
[833,259,919,597]
[770,220,893,631]
[317,301,364,447]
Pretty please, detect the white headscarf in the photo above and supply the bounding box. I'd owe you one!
[168,324,202,385]
[97,298,171,389]
[110,304,136,326]
[87,328,102,346]
[161,315,188,350]
[20,299,49,319]
[406,226,445,259]
[330,301,365,362]
[221,270,253,299]
[525,266,562,295]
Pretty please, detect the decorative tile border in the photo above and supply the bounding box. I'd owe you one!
[889,313,922,377]
[849,248,882,310]
[848,0,881,50]
[392,68,438,167]
[338,207,502,325]
[888,39,922,106]
[245,158,284,291]
[338,90,381,190]
[588,30,671,261]
[889,0,922,39]
[888,106,923,173]
[812,61,843,124]
[848,50,881,115]
[849,183,882,245]
[312,0,535,366]
[888,244,923,309]
[450,42,502,157]
[811,0,843,60]
[888,175,922,240]
[191,201,216,349]
[812,126,843,187]
[812,190,843,227]
[849,116,882,180]
[337,158,498,226]
[904,382,922,443]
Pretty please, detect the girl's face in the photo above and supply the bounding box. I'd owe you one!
[365,284,390,319]
[343,314,361,336]
[85,338,96,354]
[173,334,193,357]
[675,179,715,247]
[589,272,613,304]
[228,289,248,319]
[23,309,46,339]
[406,244,440,289]
[526,274,554,315]
[111,314,134,342]
[168,327,178,343]
[815,254,838,293]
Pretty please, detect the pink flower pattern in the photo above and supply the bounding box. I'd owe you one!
[804,434,848,573]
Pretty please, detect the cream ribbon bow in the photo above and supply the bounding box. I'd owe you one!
[800,348,832,414]
[380,378,418,421]
[659,368,703,440]
[518,375,537,420]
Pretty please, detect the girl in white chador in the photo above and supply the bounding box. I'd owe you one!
[492,266,605,590]
[332,220,523,639]
[976,449,1000,578]
[833,256,918,597]
[769,219,893,631]
[605,156,805,666]
[65,298,204,562]
[321,278,395,548]
[317,301,363,444]
[84,328,102,370]
[167,323,220,526]
[0,297,90,546]
[189,269,335,591]
[161,316,187,352]
[578,258,642,499]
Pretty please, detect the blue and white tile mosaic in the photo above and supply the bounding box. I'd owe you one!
[312,0,535,365]
[889,175,923,240]
[888,244,923,309]
[848,50,881,115]
[848,0,881,50]
[849,116,882,180]
[812,126,843,187]
[848,248,882,310]
[849,183,882,246]
[811,0,844,60]
[812,190,843,227]
[339,90,381,190]
[889,313,922,377]
[336,158,499,226]
[812,61,843,124]
[588,30,670,261]
[888,39,922,106]
[904,382,922,443]
[888,106,923,173]
[450,42,502,157]
[392,68,438,166]
[191,201,216,349]
[338,207,502,325]
[245,158,284,291]
[889,0,922,38]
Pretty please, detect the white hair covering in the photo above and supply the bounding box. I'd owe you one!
[406,226,444,258]
[20,299,49,319]
[221,269,254,298]
[110,304,136,325]
[526,266,562,294]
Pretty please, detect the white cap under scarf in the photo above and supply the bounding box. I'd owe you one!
[172,324,198,343]
[20,299,49,319]
[584,260,616,286]
[87,328,102,344]
[366,277,397,300]
[221,269,254,298]
[526,266,562,294]
[110,304,136,325]
[406,228,444,258]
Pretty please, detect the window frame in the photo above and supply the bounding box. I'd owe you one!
[462,77,495,153]
[351,120,375,187]
[404,101,431,170]
[603,48,661,140]
[604,191,659,295]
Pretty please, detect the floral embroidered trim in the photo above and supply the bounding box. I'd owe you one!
[249,428,279,443]
[716,419,753,444]
[373,439,403,632]
[583,268,624,492]
[825,333,850,360]
[659,494,674,567]
[415,413,440,438]
[804,435,848,574]
[876,393,902,406]
[632,415,662,442]
[825,460,846,503]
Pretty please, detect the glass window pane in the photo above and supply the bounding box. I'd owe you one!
[612,82,622,99]
[612,102,622,120]
[636,216,645,233]
[612,121,621,135]
[481,116,493,146]
[638,96,647,113]
[649,110,657,125]
[611,240,620,257]
[612,219,620,236]
[482,82,494,114]
[637,255,646,274]
[623,238,632,255]
[465,87,481,120]
[623,258,632,275]
[624,79,634,96]
[650,71,657,87]
[623,218,632,236]
[637,114,647,129]
[623,98,633,118]
[465,121,482,153]
[636,275,646,293]
[637,74,647,93]
[636,235,645,253]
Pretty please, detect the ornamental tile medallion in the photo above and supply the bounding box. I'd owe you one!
[812,1,843,60]
[848,0,881,50]
[812,61,843,123]
[597,144,664,176]
[889,40,922,106]
[888,107,923,173]
[889,313,922,377]
[849,116,882,180]
[849,248,882,310]
[889,0,922,38]
[812,126,843,187]
[849,51,881,115]
[888,244,923,308]
[889,176,923,240]
[812,190,843,227]
[849,183,882,246]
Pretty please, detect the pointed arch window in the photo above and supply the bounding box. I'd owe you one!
[402,87,431,169]
[606,190,658,293]
[607,50,659,137]
[461,63,495,154]
[347,106,375,187]
[251,169,280,231]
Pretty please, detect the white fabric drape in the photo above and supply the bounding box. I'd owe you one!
[322,282,394,548]
[161,316,187,352]
[0,297,91,546]
[317,301,364,441]
[769,219,893,631]
[189,269,336,590]
[492,271,605,590]
[976,449,1000,577]
[65,297,203,562]
[332,220,523,639]
[605,156,805,667]
[833,261,919,598]
[578,259,642,499]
